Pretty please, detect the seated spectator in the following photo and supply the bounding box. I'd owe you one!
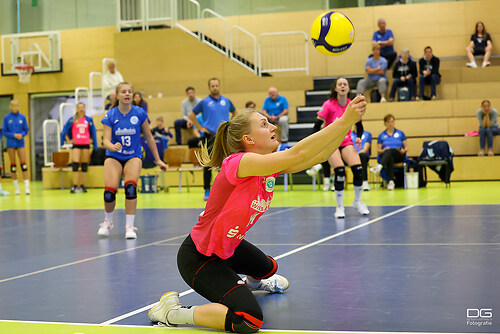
[245,101,256,109]
[102,61,124,98]
[418,46,441,100]
[351,129,372,191]
[133,92,148,113]
[174,87,202,145]
[151,116,173,148]
[356,45,388,103]
[262,87,290,143]
[466,21,493,68]
[371,114,408,191]
[389,48,418,101]
[372,18,397,69]
[104,91,116,111]
[477,100,499,156]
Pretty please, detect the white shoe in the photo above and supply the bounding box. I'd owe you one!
[0,189,10,196]
[25,188,30,195]
[97,219,113,237]
[380,97,387,103]
[387,180,395,190]
[244,274,289,293]
[148,291,181,326]
[334,206,345,218]
[14,188,20,195]
[370,164,383,175]
[125,226,137,239]
[321,177,330,191]
[306,164,322,178]
[482,61,491,67]
[466,62,478,68]
[352,200,370,215]
[362,181,370,191]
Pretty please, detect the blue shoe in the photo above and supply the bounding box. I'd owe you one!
[203,189,210,201]
[0,189,10,196]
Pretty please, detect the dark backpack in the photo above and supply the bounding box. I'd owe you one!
[370,89,381,103]
[419,140,454,183]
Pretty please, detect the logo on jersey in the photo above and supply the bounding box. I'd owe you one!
[276,102,280,107]
[115,127,136,135]
[394,132,400,138]
[130,116,139,125]
[265,176,275,192]
[251,198,272,213]
[227,226,239,238]
[220,100,226,106]
[19,120,23,124]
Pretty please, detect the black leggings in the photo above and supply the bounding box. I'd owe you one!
[379,149,405,181]
[359,153,370,181]
[177,234,277,332]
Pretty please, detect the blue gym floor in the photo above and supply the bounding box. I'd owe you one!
[0,205,499,332]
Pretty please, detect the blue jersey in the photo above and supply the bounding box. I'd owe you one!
[2,112,29,148]
[372,29,395,54]
[378,129,407,150]
[351,130,372,153]
[366,56,388,81]
[192,95,235,135]
[263,95,289,117]
[101,105,148,161]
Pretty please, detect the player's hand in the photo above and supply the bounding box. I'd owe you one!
[156,160,167,171]
[113,142,122,152]
[355,137,362,149]
[186,120,193,128]
[344,95,367,123]
[14,133,23,140]
[200,127,210,134]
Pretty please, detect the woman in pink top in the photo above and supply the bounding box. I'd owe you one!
[315,78,369,218]
[149,96,367,332]
[61,102,98,193]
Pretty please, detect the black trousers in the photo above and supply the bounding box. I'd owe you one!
[202,133,215,190]
[359,152,370,181]
[379,149,405,181]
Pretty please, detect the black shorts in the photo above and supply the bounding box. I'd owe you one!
[473,46,485,56]
[73,144,90,149]
[105,156,141,168]
[177,234,277,306]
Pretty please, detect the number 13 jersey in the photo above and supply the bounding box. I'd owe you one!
[101,105,148,161]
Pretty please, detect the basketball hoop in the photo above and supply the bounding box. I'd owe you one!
[14,65,34,84]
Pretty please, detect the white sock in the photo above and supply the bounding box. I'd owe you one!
[13,180,20,192]
[245,277,262,289]
[167,306,196,325]
[354,185,362,202]
[24,179,30,189]
[126,214,135,227]
[105,211,114,223]
[0,183,3,191]
[335,190,344,207]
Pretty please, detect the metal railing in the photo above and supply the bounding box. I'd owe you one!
[145,0,175,30]
[117,0,146,31]
[175,0,200,39]
[229,26,257,75]
[258,31,309,76]
[43,120,60,167]
[58,103,75,130]
[89,71,102,115]
[200,8,228,56]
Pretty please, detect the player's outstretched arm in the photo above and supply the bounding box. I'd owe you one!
[238,95,366,178]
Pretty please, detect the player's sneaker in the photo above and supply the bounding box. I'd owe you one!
[387,180,395,190]
[70,185,78,193]
[80,185,88,193]
[125,226,137,239]
[334,206,345,218]
[370,164,383,176]
[148,291,181,326]
[0,189,10,196]
[322,177,330,191]
[25,188,30,195]
[466,61,478,68]
[306,164,322,178]
[352,200,370,215]
[14,188,20,195]
[203,189,210,201]
[97,219,113,237]
[362,180,370,191]
[243,274,289,293]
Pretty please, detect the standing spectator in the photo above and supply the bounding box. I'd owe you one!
[372,18,397,69]
[371,114,408,191]
[174,87,202,145]
[189,78,236,201]
[477,100,499,156]
[418,46,441,100]
[356,45,388,103]
[1,99,30,195]
[466,21,493,68]
[389,48,418,101]
[132,92,148,113]
[351,129,372,191]
[102,61,124,98]
[262,87,290,143]
[60,102,98,193]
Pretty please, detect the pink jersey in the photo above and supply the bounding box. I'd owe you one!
[72,117,91,145]
[317,98,353,147]
[190,152,280,259]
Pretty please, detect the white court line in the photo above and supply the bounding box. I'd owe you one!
[0,234,187,284]
[101,197,435,326]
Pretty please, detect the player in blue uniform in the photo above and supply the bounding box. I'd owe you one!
[188,77,236,201]
[97,82,167,239]
[1,100,30,195]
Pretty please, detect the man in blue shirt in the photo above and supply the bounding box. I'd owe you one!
[189,77,236,200]
[356,45,388,103]
[351,130,372,191]
[262,87,290,143]
[1,100,30,195]
[372,18,397,69]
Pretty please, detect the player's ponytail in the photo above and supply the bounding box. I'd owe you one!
[198,109,255,169]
